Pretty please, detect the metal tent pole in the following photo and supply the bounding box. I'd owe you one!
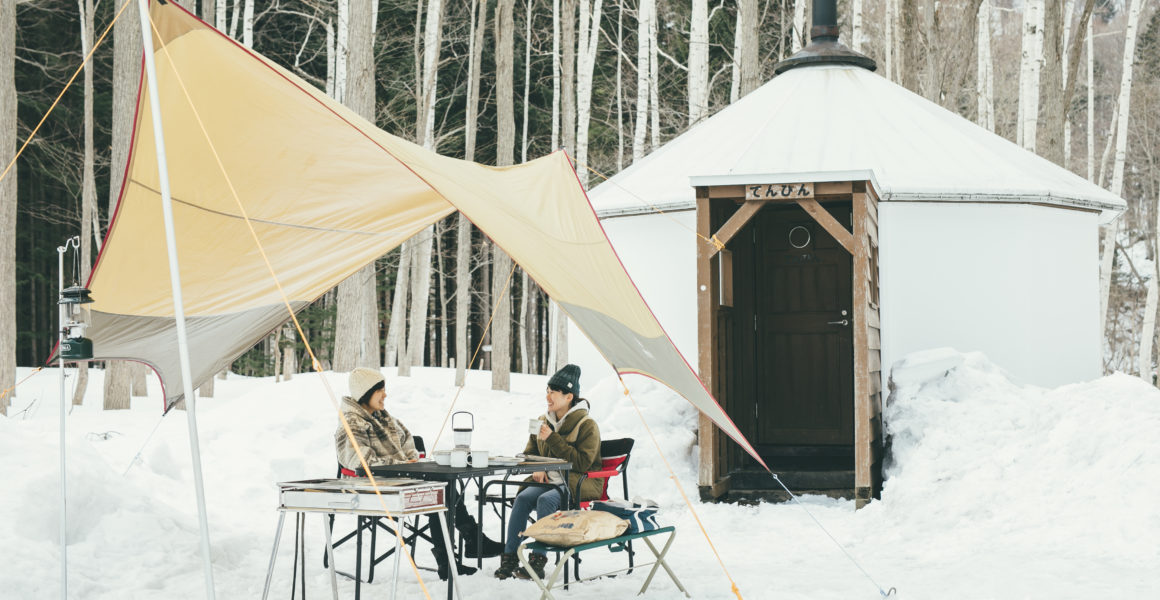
[134,1,216,598]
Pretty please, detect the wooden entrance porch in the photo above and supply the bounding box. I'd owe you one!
[695,180,884,507]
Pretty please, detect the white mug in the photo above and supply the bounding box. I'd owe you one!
[529,419,543,435]
[450,448,468,468]
[470,450,489,468]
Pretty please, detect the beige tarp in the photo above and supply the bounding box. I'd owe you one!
[87,2,761,465]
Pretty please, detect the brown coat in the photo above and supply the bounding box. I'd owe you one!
[523,402,604,501]
[335,396,418,470]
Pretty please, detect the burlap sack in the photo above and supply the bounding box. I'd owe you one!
[520,510,629,547]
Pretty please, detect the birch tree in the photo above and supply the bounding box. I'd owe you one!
[456,0,488,386]
[616,1,624,168]
[688,0,708,125]
[575,0,603,188]
[1086,16,1094,181]
[493,0,515,391]
[976,0,994,131]
[633,0,652,158]
[647,0,659,150]
[1017,0,1044,151]
[1102,0,1145,359]
[400,0,444,376]
[792,0,807,53]
[1061,1,1098,170]
[1039,0,1064,164]
[851,0,863,52]
[0,0,13,414]
[333,0,381,372]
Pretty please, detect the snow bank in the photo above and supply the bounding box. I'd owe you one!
[1,353,1157,599]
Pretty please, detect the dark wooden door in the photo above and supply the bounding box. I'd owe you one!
[754,203,853,446]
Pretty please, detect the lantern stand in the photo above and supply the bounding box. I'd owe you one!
[56,234,95,600]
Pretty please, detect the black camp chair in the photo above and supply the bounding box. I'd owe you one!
[325,436,433,594]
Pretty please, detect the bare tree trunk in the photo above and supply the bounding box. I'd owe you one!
[454,215,472,385]
[103,0,142,410]
[493,0,515,391]
[648,2,659,150]
[72,0,97,407]
[522,0,532,162]
[552,0,561,150]
[333,0,380,372]
[131,363,148,396]
[1086,15,1094,181]
[561,0,577,156]
[1017,0,1043,151]
[1039,0,1064,165]
[519,271,529,372]
[850,0,863,52]
[242,0,254,47]
[457,0,486,386]
[198,371,214,397]
[633,0,652,159]
[283,324,297,379]
[403,227,434,373]
[689,0,708,126]
[616,1,624,169]
[273,328,283,382]
[1100,0,1145,360]
[436,221,449,368]
[386,242,412,367]
[553,302,568,369]
[792,0,807,53]
[104,361,131,410]
[884,0,895,82]
[575,0,603,188]
[976,0,994,131]
[216,0,227,31]
[202,0,215,27]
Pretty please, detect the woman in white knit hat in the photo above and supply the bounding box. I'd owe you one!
[334,367,502,580]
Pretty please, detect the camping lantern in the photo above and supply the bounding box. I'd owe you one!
[59,285,94,361]
[451,411,474,449]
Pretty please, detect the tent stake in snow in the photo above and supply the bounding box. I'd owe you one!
[135,0,217,597]
[55,235,80,600]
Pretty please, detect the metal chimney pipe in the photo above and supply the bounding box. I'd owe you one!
[811,0,839,42]
[774,0,876,74]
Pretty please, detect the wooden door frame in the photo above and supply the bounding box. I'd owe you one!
[696,180,883,507]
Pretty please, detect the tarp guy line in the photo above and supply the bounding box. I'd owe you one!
[146,10,436,594]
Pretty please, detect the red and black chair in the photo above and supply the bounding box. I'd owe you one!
[566,437,635,582]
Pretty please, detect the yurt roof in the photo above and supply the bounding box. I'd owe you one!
[590,64,1125,223]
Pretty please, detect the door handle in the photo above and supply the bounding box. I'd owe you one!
[827,319,849,326]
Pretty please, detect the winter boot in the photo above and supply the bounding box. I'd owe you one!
[514,553,548,581]
[460,528,505,558]
[493,552,519,580]
[431,546,477,581]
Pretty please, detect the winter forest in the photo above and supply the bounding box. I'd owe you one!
[1,0,1159,414]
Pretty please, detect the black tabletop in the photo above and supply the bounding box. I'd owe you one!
[362,459,570,480]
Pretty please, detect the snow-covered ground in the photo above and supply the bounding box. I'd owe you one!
[1,351,1157,599]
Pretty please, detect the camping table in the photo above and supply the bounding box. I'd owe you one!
[517,527,688,600]
[263,478,460,600]
[366,458,571,590]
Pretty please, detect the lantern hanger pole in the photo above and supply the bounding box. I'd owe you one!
[56,235,79,600]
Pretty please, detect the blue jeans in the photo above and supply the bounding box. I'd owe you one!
[505,483,567,555]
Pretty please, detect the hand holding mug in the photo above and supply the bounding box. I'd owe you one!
[538,423,552,441]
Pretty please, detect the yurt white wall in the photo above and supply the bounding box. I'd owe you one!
[877,202,1101,388]
[568,210,699,383]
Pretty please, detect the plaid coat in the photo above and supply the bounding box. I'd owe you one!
[335,396,418,471]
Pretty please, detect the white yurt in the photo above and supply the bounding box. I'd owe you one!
[569,0,1125,504]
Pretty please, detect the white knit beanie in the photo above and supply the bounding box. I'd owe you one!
[348,367,385,402]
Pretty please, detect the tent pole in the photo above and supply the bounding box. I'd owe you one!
[134,2,217,598]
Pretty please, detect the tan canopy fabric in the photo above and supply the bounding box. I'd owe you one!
[87,2,762,466]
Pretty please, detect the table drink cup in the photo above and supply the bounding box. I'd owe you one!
[450,448,468,468]
[470,450,488,468]
[529,419,543,435]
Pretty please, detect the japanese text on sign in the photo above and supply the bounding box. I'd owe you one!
[745,182,814,200]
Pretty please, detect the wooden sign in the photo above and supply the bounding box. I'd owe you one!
[745,182,814,201]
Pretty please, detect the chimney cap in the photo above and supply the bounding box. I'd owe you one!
[774,39,877,75]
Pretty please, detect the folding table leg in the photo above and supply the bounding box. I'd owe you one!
[391,526,402,600]
[321,515,339,600]
[261,512,287,600]
[639,533,689,597]
[436,511,464,600]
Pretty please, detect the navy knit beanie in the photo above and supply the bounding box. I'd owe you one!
[548,364,581,398]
